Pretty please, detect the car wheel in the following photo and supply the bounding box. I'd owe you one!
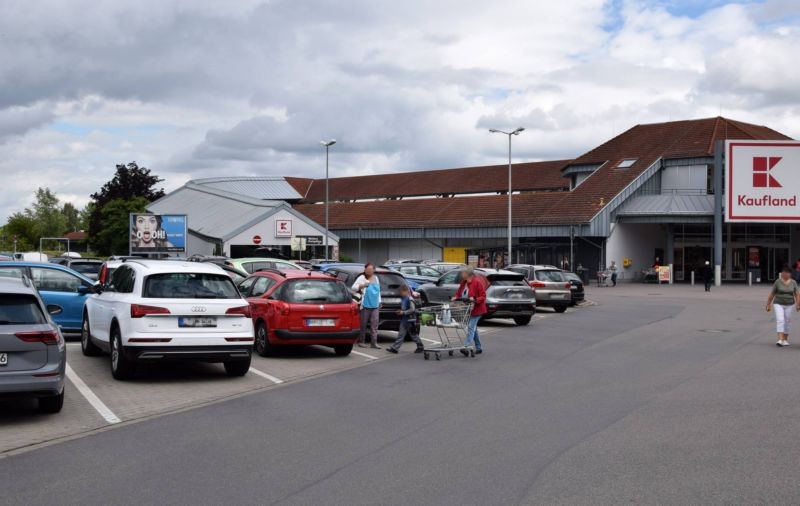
[224,355,251,377]
[334,344,353,357]
[81,313,102,357]
[513,315,532,326]
[554,306,568,313]
[254,321,274,357]
[38,389,64,414]
[110,326,136,380]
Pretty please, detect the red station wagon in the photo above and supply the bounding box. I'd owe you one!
[239,269,360,357]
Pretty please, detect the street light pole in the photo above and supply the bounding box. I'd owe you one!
[320,139,336,260]
[489,127,525,265]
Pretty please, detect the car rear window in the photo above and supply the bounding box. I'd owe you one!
[282,279,351,304]
[377,273,408,294]
[563,272,581,283]
[535,270,565,282]
[143,273,240,299]
[71,262,102,275]
[486,274,527,286]
[0,294,46,324]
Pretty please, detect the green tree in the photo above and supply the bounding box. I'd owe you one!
[30,188,66,240]
[3,213,37,250]
[61,202,82,232]
[92,197,150,255]
[88,162,164,253]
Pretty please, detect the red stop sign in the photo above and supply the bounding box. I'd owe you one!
[253,235,262,245]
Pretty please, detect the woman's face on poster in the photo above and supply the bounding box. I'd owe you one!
[135,215,159,244]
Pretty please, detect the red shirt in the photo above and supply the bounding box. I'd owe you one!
[455,276,487,317]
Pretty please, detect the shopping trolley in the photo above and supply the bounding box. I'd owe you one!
[417,301,475,360]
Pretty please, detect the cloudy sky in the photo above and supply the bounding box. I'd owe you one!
[1,0,800,221]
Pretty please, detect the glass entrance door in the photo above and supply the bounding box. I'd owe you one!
[767,247,789,281]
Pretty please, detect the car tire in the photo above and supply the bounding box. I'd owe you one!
[110,326,136,380]
[420,293,429,307]
[334,344,353,357]
[38,389,64,414]
[81,313,102,357]
[513,315,532,326]
[554,306,568,313]
[224,356,251,377]
[254,321,274,357]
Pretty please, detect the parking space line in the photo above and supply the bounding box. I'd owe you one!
[65,363,121,424]
[248,367,284,384]
[351,350,378,360]
[421,337,440,344]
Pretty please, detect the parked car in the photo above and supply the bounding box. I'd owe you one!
[561,271,585,306]
[385,258,422,265]
[0,276,66,413]
[82,260,254,380]
[293,260,313,270]
[227,257,303,274]
[14,252,49,262]
[0,262,96,332]
[507,264,571,313]
[426,262,467,273]
[239,269,359,357]
[63,258,104,281]
[317,263,420,334]
[383,263,442,286]
[417,268,536,325]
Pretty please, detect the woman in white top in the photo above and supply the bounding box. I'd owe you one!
[352,263,381,349]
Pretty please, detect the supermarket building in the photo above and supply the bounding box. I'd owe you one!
[152,117,797,282]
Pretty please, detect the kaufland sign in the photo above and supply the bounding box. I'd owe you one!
[726,140,800,222]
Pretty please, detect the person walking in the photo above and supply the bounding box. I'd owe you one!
[609,261,618,287]
[387,285,423,354]
[352,263,381,349]
[702,260,713,292]
[767,266,800,347]
[453,267,487,356]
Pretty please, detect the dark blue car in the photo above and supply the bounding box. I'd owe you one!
[0,262,95,332]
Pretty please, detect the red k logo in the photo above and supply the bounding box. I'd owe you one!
[753,157,782,188]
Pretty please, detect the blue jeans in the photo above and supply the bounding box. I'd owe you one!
[464,316,482,350]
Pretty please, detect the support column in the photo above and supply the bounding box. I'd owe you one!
[665,224,674,265]
[714,140,724,286]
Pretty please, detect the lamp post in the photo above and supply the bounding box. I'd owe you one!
[488,127,525,265]
[320,139,336,260]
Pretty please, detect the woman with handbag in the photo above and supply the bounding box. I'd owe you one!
[352,263,382,349]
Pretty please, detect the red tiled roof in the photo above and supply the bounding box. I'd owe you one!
[299,160,571,203]
[63,231,88,241]
[284,177,314,198]
[293,117,792,229]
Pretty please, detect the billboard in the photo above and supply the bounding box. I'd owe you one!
[130,214,187,254]
[726,140,800,222]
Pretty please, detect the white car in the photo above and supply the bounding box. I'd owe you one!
[81,260,254,380]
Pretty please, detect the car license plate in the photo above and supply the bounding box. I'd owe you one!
[179,317,217,328]
[307,318,336,327]
[0,353,6,366]
[551,293,566,299]
[383,297,401,304]
[507,292,525,299]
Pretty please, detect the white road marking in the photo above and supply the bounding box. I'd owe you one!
[248,367,284,384]
[351,350,378,360]
[65,363,121,424]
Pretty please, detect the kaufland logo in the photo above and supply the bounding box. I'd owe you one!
[752,156,782,188]
[737,156,796,208]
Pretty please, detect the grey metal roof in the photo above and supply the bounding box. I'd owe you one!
[147,186,284,242]
[191,176,302,200]
[616,194,714,216]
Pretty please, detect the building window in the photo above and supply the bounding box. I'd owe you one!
[616,159,637,169]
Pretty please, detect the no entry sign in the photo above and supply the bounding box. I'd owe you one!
[726,140,800,222]
[252,235,262,245]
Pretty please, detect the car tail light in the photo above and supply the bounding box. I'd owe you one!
[226,305,252,318]
[530,280,547,288]
[130,304,171,318]
[16,331,60,345]
[565,282,572,289]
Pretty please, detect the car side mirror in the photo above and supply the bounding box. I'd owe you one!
[47,304,62,315]
[77,285,90,295]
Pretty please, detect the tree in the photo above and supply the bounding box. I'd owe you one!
[92,197,150,255]
[88,162,165,253]
[3,213,36,250]
[30,188,66,240]
[62,202,82,232]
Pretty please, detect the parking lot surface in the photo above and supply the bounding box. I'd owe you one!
[0,307,568,455]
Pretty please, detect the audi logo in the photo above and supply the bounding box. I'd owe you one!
[191,306,207,313]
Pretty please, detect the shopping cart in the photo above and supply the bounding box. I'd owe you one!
[417,301,475,360]
[596,270,610,287]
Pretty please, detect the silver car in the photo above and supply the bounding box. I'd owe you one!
[0,277,66,413]
[507,264,571,313]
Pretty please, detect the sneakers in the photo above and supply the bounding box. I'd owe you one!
[370,344,382,349]
[386,348,398,354]
[475,349,483,355]
[357,343,369,348]
[460,349,470,357]
[777,340,790,347]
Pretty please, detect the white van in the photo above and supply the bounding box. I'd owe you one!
[14,252,49,262]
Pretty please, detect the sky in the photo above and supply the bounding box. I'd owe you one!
[1,0,800,222]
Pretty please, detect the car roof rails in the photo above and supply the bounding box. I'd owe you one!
[255,267,287,277]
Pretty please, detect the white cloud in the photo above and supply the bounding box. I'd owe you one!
[1,0,800,221]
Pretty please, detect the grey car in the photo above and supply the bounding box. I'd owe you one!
[417,268,536,326]
[507,264,571,313]
[0,277,66,413]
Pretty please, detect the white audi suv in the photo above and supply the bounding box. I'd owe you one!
[82,260,253,380]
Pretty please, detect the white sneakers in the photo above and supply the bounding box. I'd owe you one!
[777,340,791,347]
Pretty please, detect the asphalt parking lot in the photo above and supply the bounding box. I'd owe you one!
[0,307,572,455]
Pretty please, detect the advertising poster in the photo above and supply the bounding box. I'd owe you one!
[130,214,187,253]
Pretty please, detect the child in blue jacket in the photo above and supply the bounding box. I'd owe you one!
[387,285,423,354]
